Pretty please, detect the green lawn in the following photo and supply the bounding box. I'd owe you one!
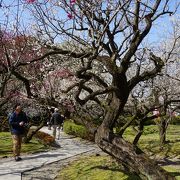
[163,166,180,180]
[55,154,180,180]
[55,155,140,180]
[0,132,49,157]
[123,125,180,158]
[57,125,180,180]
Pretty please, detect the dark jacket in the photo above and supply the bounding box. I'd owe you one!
[50,112,64,125]
[9,111,28,135]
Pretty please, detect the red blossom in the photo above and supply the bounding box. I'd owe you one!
[26,0,36,3]
[50,69,74,78]
[70,0,76,5]
[67,13,73,19]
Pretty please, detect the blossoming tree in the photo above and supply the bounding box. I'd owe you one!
[0,0,179,179]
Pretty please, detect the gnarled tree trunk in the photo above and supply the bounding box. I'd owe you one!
[23,121,44,143]
[159,117,167,148]
[95,94,175,180]
[95,130,174,179]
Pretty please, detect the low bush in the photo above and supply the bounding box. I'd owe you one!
[35,131,55,146]
[63,120,94,141]
[28,129,56,146]
[170,116,180,125]
[0,116,10,132]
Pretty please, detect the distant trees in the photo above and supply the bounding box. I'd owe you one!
[0,0,179,179]
[124,18,180,147]
[24,1,179,179]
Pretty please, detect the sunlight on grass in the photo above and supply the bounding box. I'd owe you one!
[0,132,12,156]
[56,155,180,180]
[123,125,180,158]
[59,124,180,180]
[0,132,48,157]
[55,155,140,180]
[163,166,180,180]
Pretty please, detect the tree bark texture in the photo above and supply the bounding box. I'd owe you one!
[94,95,175,180]
[23,122,44,143]
[159,117,167,147]
[95,133,175,180]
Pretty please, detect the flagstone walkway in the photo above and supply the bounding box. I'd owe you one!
[0,127,99,180]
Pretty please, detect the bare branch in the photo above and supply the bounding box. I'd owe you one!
[128,53,164,90]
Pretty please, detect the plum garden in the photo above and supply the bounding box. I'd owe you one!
[0,0,180,179]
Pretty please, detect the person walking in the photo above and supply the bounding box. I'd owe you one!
[50,108,64,140]
[9,104,28,161]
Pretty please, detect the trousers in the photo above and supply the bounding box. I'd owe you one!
[52,125,61,140]
[12,134,22,157]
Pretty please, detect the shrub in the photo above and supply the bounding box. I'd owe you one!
[29,129,55,146]
[0,116,10,132]
[64,120,94,141]
[170,116,180,125]
[142,125,159,135]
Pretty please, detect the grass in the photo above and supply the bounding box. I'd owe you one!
[163,166,180,180]
[123,125,180,158]
[55,155,180,180]
[0,132,49,158]
[56,155,180,180]
[59,124,180,180]
[55,155,140,180]
[64,121,180,158]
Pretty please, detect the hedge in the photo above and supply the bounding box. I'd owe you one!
[63,120,94,141]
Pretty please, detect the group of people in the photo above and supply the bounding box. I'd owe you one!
[8,104,64,161]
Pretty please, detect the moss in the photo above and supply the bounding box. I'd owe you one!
[163,166,180,180]
[55,155,140,180]
[56,155,180,180]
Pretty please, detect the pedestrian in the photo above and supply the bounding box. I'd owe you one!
[9,104,28,161]
[47,108,55,130]
[50,108,64,140]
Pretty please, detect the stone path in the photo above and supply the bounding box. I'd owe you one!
[0,127,99,180]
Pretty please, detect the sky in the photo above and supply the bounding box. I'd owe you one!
[0,0,179,44]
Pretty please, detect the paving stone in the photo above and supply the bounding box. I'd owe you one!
[0,127,99,180]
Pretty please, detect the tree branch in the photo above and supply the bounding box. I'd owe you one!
[128,53,164,91]
[11,70,33,97]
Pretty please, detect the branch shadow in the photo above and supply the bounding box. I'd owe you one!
[23,153,67,160]
[157,158,180,166]
[89,165,141,180]
[168,172,180,177]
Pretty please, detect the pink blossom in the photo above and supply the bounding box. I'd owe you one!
[67,13,73,19]
[26,0,36,3]
[70,0,76,4]
[153,108,160,117]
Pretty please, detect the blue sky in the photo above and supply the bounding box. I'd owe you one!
[0,0,179,44]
